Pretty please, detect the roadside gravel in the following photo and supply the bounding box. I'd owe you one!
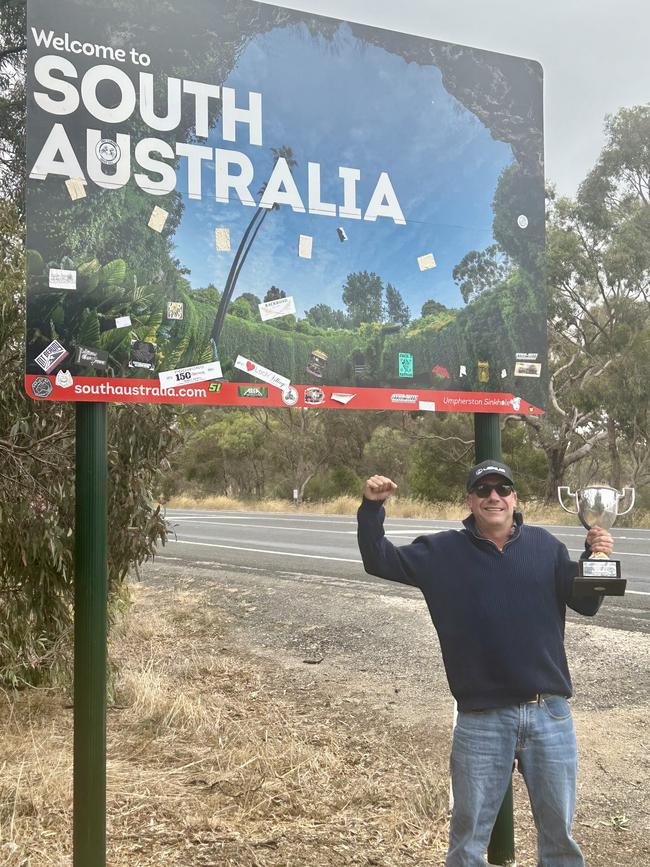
[142,558,650,866]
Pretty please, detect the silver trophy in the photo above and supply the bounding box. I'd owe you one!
[558,485,635,595]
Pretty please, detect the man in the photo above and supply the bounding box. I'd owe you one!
[357,460,613,867]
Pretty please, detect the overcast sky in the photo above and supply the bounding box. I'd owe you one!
[259,0,649,197]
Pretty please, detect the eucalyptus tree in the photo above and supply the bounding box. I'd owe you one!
[528,105,650,498]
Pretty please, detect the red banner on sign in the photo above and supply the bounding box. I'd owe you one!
[25,375,544,415]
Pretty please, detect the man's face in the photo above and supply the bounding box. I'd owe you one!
[466,474,517,534]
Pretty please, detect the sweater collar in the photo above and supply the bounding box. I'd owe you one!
[462,510,524,540]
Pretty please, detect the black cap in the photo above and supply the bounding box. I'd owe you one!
[466,460,515,492]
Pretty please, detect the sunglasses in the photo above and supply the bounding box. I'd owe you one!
[471,482,514,498]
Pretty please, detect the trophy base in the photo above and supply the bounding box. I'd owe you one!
[573,577,626,596]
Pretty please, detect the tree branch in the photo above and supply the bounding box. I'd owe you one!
[0,44,26,62]
[403,431,475,446]
[563,430,608,468]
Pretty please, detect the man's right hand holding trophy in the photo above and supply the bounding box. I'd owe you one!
[558,484,635,595]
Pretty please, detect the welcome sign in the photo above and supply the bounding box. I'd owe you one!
[25,0,546,414]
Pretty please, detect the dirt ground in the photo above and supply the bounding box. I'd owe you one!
[2,557,648,866]
[140,559,650,866]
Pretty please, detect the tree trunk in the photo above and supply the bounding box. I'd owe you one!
[545,446,567,503]
[607,416,622,489]
[299,472,315,503]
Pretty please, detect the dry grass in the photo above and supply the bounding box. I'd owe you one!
[0,585,449,866]
[166,493,650,527]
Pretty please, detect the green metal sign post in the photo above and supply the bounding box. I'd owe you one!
[74,402,108,867]
[474,412,516,867]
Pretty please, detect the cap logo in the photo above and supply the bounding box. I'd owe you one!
[476,465,507,476]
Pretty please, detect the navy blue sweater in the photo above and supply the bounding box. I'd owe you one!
[357,498,603,711]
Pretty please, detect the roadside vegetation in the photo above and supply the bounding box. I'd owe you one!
[0,584,449,866]
[167,492,650,528]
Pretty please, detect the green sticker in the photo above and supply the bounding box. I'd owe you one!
[398,352,414,377]
[238,385,268,398]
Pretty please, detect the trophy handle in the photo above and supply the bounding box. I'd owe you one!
[557,486,579,514]
[617,487,636,516]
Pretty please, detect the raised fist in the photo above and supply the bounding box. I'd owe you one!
[363,475,398,502]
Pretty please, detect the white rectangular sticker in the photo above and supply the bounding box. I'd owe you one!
[331,392,355,405]
[49,268,77,290]
[215,228,231,251]
[159,361,223,389]
[234,355,290,391]
[65,178,86,200]
[516,352,539,361]
[298,235,313,259]
[115,316,132,328]
[258,296,297,321]
[514,361,542,378]
[148,206,168,232]
[418,400,436,412]
[417,253,436,271]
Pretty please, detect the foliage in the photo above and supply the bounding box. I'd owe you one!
[362,427,413,491]
[0,0,25,209]
[169,405,554,510]
[384,283,410,325]
[305,303,351,329]
[526,105,650,497]
[500,420,548,500]
[263,286,286,302]
[229,296,256,320]
[238,293,262,313]
[342,271,384,326]
[219,313,360,384]
[26,252,216,374]
[304,466,362,500]
[405,414,474,501]
[492,163,545,275]
[249,408,330,502]
[175,412,268,497]
[452,244,512,303]
[420,299,448,318]
[0,201,179,685]
[1,0,189,680]
[29,181,184,293]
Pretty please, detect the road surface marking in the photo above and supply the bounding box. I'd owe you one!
[168,538,361,563]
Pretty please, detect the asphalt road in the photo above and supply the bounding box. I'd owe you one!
[160,508,650,633]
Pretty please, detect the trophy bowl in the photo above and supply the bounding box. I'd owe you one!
[574,486,630,531]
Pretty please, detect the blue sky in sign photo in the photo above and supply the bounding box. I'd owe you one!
[172,21,515,315]
[271,0,649,197]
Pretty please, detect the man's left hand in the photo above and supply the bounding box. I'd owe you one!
[586,527,614,556]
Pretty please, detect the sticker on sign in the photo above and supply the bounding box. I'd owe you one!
[258,296,297,321]
[159,361,223,389]
[234,355,290,390]
[34,340,69,373]
[49,268,77,290]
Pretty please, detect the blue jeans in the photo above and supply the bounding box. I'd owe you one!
[446,696,584,867]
